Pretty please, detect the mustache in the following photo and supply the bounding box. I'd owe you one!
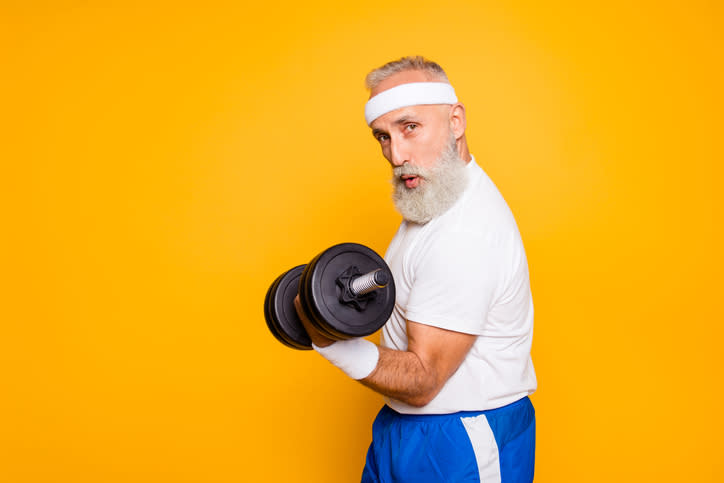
[393,163,428,178]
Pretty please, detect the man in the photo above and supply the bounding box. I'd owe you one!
[295,56,537,482]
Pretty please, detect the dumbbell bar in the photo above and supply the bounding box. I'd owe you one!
[264,243,396,350]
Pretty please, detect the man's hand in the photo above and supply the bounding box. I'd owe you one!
[294,294,336,348]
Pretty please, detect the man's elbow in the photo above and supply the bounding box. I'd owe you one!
[400,367,448,407]
[404,395,433,408]
[402,385,441,408]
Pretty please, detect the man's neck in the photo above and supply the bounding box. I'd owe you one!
[457,135,472,164]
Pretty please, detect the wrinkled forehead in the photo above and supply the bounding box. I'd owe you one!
[365,82,458,126]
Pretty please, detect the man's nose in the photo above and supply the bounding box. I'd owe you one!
[389,138,408,167]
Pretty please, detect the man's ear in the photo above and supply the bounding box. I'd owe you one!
[449,103,466,140]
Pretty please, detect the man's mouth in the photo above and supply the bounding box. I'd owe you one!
[401,174,420,189]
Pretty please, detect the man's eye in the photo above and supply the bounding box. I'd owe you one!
[377,134,389,143]
[405,124,418,132]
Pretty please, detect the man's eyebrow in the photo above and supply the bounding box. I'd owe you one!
[371,115,422,136]
[392,116,413,125]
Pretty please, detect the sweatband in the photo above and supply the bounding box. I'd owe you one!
[364,82,458,125]
[313,338,380,380]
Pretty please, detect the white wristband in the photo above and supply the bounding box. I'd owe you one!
[313,338,379,380]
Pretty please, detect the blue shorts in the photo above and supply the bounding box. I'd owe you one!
[361,397,535,483]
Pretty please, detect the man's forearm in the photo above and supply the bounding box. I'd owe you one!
[297,295,476,408]
[360,346,441,408]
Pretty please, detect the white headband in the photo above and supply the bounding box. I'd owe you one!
[364,82,458,125]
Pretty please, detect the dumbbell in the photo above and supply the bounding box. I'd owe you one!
[264,243,396,350]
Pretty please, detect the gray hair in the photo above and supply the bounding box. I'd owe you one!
[365,56,450,90]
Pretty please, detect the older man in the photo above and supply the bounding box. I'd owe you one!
[296,56,537,482]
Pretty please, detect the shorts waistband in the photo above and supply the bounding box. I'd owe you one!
[384,396,532,422]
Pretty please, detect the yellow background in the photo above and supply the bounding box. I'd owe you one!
[2,1,722,481]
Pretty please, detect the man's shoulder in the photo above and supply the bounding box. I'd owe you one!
[410,171,525,266]
[437,171,519,239]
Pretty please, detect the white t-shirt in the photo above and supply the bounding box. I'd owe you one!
[382,157,537,414]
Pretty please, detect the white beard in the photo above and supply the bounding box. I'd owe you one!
[391,135,469,224]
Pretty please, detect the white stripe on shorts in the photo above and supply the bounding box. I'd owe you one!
[460,414,502,483]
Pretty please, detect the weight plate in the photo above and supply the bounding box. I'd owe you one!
[302,243,395,339]
[264,265,312,350]
[264,269,300,349]
[264,279,297,348]
[299,253,346,342]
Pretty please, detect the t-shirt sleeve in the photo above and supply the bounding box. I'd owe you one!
[405,231,502,335]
